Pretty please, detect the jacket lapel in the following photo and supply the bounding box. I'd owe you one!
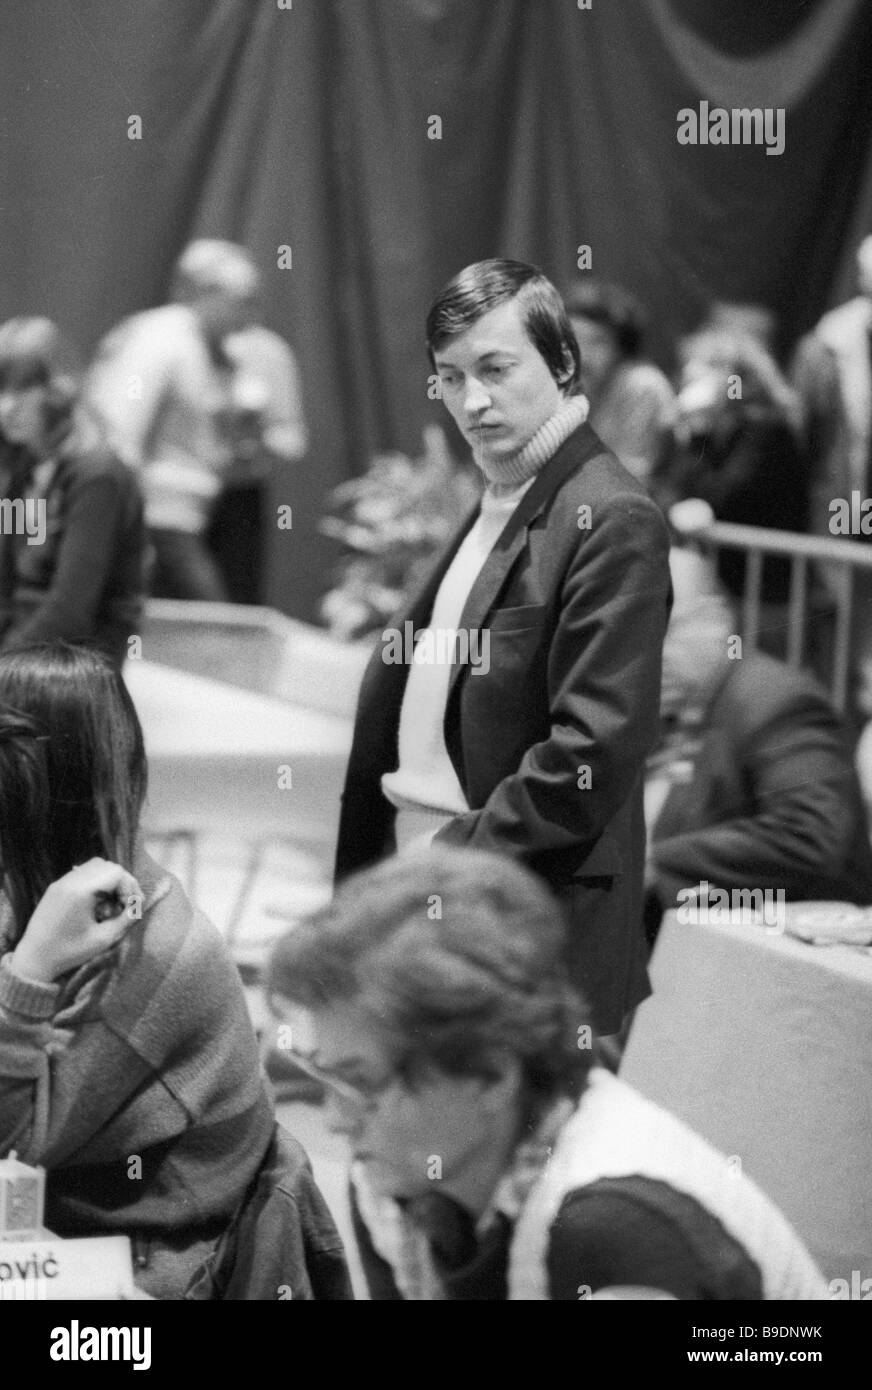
[446,422,602,708]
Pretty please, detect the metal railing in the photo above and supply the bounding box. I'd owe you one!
[688,521,872,712]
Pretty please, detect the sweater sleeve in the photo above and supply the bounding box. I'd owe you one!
[0,952,62,1162]
[3,467,133,650]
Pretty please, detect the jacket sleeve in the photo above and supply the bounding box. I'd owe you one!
[184,1128,354,1301]
[3,469,136,650]
[653,683,862,902]
[433,492,671,871]
[0,953,62,1162]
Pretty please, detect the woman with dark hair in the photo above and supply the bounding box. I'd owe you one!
[565,280,675,484]
[268,845,827,1301]
[0,644,278,1298]
[0,317,146,667]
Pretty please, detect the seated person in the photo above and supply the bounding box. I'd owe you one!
[645,571,872,940]
[0,643,347,1299]
[565,280,674,486]
[267,845,827,1300]
[651,325,808,610]
[0,318,146,668]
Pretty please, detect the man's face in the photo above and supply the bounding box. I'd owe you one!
[433,297,564,466]
[0,381,48,448]
[296,1000,512,1201]
[195,286,258,342]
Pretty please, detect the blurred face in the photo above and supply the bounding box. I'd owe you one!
[434,297,564,467]
[569,316,621,394]
[0,380,48,448]
[194,286,258,341]
[288,999,522,1207]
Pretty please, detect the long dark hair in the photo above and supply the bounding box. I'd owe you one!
[0,645,147,939]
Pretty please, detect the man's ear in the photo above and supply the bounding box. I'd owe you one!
[557,346,576,390]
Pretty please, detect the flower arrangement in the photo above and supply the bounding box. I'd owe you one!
[319,425,481,640]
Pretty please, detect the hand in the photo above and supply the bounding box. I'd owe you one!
[668,497,715,537]
[10,858,142,984]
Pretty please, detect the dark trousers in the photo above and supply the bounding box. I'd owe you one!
[149,528,229,602]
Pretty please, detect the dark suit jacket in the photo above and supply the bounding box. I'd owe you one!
[335,422,672,1035]
[0,441,146,668]
[652,653,872,908]
[185,1125,354,1301]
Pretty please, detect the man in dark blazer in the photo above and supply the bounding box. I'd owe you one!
[647,580,872,926]
[335,260,672,1039]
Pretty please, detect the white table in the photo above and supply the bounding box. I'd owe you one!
[621,908,872,1284]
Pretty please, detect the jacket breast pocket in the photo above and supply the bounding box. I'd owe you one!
[487,603,546,634]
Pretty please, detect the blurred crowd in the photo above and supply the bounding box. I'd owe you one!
[562,247,872,935]
[0,238,307,671]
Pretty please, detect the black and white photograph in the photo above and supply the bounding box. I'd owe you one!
[0,0,870,1361]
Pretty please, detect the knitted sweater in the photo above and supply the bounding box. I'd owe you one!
[0,848,274,1252]
[510,1069,828,1301]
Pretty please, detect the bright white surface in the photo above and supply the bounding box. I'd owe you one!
[126,659,350,759]
[127,660,353,852]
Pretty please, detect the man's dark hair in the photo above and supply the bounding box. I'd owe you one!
[425,259,582,394]
[564,280,646,360]
[268,845,595,1108]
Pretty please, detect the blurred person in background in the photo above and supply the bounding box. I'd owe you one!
[798,235,872,525]
[0,645,349,1300]
[694,301,837,690]
[268,845,827,1301]
[651,324,808,650]
[566,280,674,486]
[643,553,872,944]
[87,238,307,602]
[0,318,145,668]
[794,234,872,720]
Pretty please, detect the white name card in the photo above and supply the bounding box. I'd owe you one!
[0,1235,136,1300]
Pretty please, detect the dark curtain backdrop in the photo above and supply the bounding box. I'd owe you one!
[1,0,871,620]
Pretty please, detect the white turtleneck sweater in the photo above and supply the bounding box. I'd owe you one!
[381,395,589,850]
